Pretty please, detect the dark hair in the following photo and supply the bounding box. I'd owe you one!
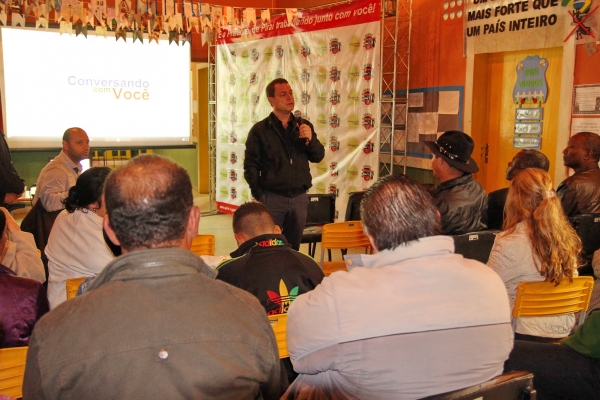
[104,155,193,251]
[513,150,550,171]
[265,78,289,98]
[233,202,275,237]
[576,131,600,160]
[360,174,441,251]
[63,167,112,213]
[0,208,5,233]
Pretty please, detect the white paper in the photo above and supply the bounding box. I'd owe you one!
[571,118,600,135]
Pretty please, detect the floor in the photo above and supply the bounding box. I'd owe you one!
[13,192,351,263]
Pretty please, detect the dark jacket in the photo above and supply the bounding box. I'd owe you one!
[557,163,600,217]
[487,187,508,230]
[431,174,488,235]
[0,131,24,206]
[0,264,49,348]
[23,248,284,400]
[244,113,325,199]
[217,234,324,315]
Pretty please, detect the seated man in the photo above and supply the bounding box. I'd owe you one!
[487,150,550,230]
[23,155,283,399]
[0,207,45,283]
[504,310,600,400]
[216,202,325,315]
[557,131,600,217]
[284,175,513,400]
[0,209,49,348]
[423,130,487,235]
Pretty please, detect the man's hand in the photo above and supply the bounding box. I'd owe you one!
[299,125,312,142]
[4,192,23,204]
[0,207,21,233]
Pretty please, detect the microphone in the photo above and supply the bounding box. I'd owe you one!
[294,110,309,145]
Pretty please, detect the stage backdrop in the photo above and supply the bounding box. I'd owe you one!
[216,0,381,221]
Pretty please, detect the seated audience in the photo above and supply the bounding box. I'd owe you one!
[216,202,324,315]
[0,209,49,348]
[283,175,513,399]
[487,169,581,341]
[23,155,283,399]
[45,167,114,309]
[487,150,550,230]
[423,130,487,235]
[0,207,45,283]
[557,131,600,217]
[504,310,600,400]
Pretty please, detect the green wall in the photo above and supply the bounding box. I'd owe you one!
[11,147,199,191]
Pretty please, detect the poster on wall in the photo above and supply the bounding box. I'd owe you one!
[215,0,381,219]
[572,84,600,115]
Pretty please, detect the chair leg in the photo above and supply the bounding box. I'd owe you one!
[328,249,332,261]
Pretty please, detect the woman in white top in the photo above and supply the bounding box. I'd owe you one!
[46,167,114,309]
[487,168,582,341]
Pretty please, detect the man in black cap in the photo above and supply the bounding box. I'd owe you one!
[424,130,487,235]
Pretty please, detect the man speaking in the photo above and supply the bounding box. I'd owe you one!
[244,78,325,250]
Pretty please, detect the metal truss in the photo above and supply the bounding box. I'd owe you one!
[378,0,412,177]
[206,36,218,215]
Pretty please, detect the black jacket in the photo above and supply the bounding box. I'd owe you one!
[431,174,488,235]
[0,131,24,205]
[487,187,508,230]
[557,163,600,217]
[216,234,324,315]
[244,113,325,199]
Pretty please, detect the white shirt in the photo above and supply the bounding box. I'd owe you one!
[45,209,114,309]
[34,151,81,212]
[1,230,46,283]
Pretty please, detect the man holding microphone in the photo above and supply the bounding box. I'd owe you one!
[244,78,325,250]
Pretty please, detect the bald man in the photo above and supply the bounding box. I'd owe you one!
[35,127,90,212]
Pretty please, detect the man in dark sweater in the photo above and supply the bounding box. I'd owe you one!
[487,150,549,230]
[217,202,324,315]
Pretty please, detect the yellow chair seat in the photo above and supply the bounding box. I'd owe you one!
[268,313,289,359]
[0,346,28,399]
[190,234,216,256]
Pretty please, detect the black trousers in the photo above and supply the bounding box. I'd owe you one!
[261,191,308,251]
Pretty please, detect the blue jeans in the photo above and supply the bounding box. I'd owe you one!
[504,340,600,400]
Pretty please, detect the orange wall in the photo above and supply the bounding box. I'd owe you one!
[574,43,600,85]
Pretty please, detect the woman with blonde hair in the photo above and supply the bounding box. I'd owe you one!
[487,168,582,342]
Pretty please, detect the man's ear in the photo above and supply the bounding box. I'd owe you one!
[103,215,121,246]
[234,232,247,247]
[267,97,274,107]
[366,232,378,254]
[185,206,200,243]
[273,225,282,234]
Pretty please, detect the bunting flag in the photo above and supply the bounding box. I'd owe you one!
[132,28,143,43]
[74,23,87,37]
[168,30,178,45]
[115,26,127,41]
[59,20,73,34]
[36,17,49,29]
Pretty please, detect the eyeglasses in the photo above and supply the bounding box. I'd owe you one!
[435,141,470,164]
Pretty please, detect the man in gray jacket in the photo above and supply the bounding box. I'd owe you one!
[23,155,284,399]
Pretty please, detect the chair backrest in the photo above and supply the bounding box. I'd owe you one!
[0,346,28,399]
[305,194,336,227]
[344,190,366,221]
[569,213,600,258]
[512,276,595,326]
[320,221,371,266]
[268,313,289,359]
[190,234,216,256]
[66,277,87,300]
[452,230,499,264]
[421,371,535,400]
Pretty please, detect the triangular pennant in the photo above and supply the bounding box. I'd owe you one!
[132,29,143,44]
[168,31,179,45]
[36,17,49,29]
[115,27,127,41]
[95,25,107,37]
[149,31,159,44]
[60,21,73,35]
[12,12,26,26]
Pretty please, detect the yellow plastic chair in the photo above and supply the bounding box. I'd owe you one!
[268,314,288,359]
[190,234,216,256]
[65,277,87,300]
[320,221,371,276]
[0,346,28,399]
[512,276,595,326]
